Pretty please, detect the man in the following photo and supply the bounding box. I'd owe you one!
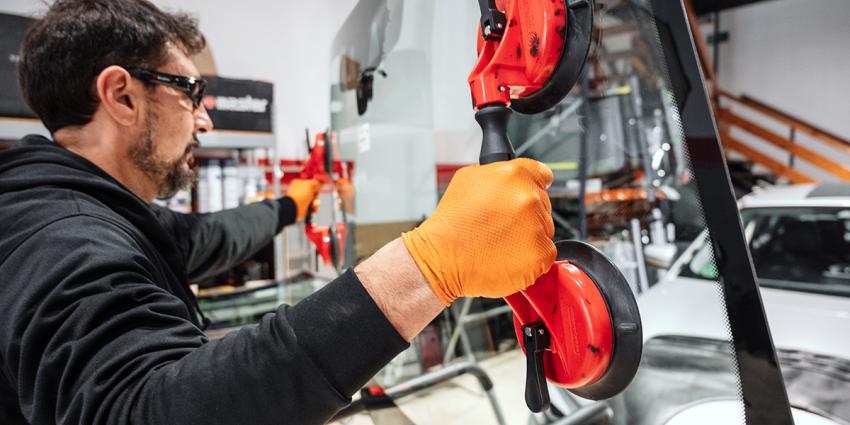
[0,1,556,424]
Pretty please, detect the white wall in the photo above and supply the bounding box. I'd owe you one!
[716,0,850,138]
[0,0,357,159]
[0,0,40,15]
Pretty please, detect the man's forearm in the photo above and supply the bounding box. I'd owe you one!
[153,200,286,281]
[355,238,445,341]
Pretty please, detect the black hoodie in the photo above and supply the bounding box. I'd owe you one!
[0,135,407,425]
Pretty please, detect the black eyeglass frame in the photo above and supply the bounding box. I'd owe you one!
[127,68,207,109]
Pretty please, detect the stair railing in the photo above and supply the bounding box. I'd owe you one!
[684,0,850,184]
[716,91,850,184]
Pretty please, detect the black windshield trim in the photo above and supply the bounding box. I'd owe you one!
[649,1,794,423]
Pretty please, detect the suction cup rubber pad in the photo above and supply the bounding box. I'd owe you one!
[510,0,594,115]
[559,241,642,400]
[506,240,642,400]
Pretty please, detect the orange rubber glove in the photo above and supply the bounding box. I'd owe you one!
[286,178,322,221]
[401,158,557,305]
[335,177,355,214]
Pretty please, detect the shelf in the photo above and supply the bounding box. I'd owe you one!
[0,117,49,141]
[0,118,274,150]
[197,130,275,149]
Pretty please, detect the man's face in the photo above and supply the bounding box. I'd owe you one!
[130,44,213,199]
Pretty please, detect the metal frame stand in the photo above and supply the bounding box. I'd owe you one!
[527,387,613,425]
[442,297,513,364]
[332,362,508,425]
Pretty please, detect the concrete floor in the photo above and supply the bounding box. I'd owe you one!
[331,349,532,425]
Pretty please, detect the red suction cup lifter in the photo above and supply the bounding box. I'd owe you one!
[507,241,642,408]
[509,262,614,388]
[468,0,594,165]
[468,0,570,165]
[300,132,348,269]
[468,0,568,110]
[466,0,641,414]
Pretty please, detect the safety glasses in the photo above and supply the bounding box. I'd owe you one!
[127,68,207,109]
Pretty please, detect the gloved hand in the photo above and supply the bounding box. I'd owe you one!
[286,178,322,221]
[335,177,355,214]
[401,158,557,305]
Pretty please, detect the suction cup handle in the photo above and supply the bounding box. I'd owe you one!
[522,322,551,413]
[476,104,516,165]
[323,131,334,178]
[329,225,340,269]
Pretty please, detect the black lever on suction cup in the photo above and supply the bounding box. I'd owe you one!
[477,0,507,40]
[523,322,552,413]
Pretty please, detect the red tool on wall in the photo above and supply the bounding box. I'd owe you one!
[468,0,642,412]
[300,130,349,271]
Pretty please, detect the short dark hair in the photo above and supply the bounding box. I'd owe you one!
[17,0,206,133]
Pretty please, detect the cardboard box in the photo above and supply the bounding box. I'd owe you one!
[0,13,36,118]
[340,54,361,91]
[191,45,218,76]
[353,220,420,262]
[201,76,273,133]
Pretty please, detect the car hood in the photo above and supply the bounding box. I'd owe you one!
[639,277,850,359]
[634,277,850,423]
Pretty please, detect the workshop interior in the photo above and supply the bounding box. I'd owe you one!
[1,0,849,424]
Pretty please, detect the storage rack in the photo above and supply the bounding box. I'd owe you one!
[194,129,285,282]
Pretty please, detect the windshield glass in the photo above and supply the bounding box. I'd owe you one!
[325,0,792,423]
[681,207,850,298]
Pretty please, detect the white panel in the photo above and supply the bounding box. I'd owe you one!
[717,0,850,139]
[333,0,439,224]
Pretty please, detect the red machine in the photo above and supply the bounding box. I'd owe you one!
[468,0,642,412]
[300,131,348,271]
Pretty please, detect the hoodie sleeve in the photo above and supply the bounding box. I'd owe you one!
[0,215,407,425]
[153,197,298,281]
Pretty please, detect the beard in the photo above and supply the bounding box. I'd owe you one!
[130,109,199,200]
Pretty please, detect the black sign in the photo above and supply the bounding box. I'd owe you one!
[0,13,36,118]
[202,77,273,133]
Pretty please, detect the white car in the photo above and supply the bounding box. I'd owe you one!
[635,184,850,425]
